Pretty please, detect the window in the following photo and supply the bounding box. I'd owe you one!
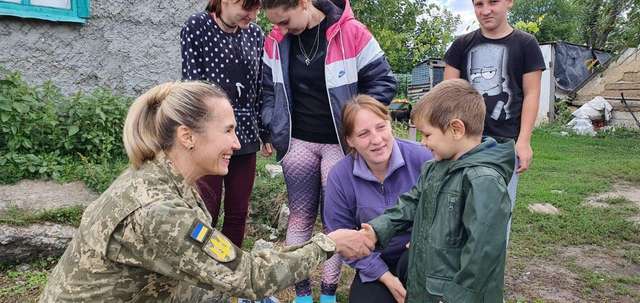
[0,0,90,23]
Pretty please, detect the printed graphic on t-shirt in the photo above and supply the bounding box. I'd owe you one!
[466,44,513,121]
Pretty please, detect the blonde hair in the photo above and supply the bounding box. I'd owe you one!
[411,79,486,137]
[341,94,391,154]
[123,81,228,169]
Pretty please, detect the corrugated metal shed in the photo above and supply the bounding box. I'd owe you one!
[408,59,445,102]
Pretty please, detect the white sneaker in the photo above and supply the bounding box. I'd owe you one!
[228,296,279,303]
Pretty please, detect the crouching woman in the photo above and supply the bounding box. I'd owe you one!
[39,81,373,303]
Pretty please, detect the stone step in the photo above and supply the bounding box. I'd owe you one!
[0,180,97,212]
[622,72,640,82]
[573,96,640,111]
[604,82,640,91]
[0,223,76,264]
[602,89,640,98]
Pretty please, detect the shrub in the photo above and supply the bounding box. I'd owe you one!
[0,68,131,191]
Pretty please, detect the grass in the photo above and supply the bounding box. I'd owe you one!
[0,206,84,226]
[624,247,640,265]
[565,260,640,300]
[0,258,57,301]
[510,127,640,257]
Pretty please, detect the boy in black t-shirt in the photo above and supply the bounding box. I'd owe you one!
[444,0,546,241]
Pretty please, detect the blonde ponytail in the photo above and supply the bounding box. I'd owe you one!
[123,81,228,169]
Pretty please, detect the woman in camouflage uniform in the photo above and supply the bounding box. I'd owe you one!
[39,81,373,303]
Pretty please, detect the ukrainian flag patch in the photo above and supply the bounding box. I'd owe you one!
[189,220,210,243]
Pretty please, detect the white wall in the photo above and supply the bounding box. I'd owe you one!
[537,44,554,126]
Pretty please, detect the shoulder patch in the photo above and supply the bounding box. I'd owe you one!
[202,229,237,263]
[189,220,211,243]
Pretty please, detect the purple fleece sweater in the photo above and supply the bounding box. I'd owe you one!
[323,138,432,282]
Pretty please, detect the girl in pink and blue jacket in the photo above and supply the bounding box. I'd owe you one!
[260,0,396,302]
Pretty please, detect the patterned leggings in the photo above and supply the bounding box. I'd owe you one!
[281,138,345,297]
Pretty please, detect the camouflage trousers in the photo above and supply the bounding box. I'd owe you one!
[131,279,225,303]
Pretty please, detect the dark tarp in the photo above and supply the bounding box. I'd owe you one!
[552,42,612,93]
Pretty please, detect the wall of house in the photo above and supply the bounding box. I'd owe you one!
[0,0,207,96]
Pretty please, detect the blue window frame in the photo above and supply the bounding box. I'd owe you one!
[0,0,90,23]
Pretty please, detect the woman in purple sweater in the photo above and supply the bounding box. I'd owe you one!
[323,95,432,303]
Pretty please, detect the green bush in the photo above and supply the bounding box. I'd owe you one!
[0,68,131,191]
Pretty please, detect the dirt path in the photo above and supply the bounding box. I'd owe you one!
[506,243,640,302]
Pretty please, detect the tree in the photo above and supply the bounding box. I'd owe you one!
[513,16,543,35]
[509,0,581,43]
[606,0,640,50]
[351,0,459,73]
[412,4,461,66]
[510,0,639,51]
[578,0,639,49]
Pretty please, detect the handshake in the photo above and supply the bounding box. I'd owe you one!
[326,223,377,260]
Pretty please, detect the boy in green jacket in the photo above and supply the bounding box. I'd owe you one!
[362,79,515,302]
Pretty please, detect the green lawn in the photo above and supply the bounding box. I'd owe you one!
[512,128,640,257]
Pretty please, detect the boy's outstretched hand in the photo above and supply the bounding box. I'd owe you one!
[327,229,375,260]
[360,223,377,245]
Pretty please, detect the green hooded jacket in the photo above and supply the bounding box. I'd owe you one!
[369,137,515,302]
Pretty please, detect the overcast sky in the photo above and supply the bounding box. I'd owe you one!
[431,0,478,35]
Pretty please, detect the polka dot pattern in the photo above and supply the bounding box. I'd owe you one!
[180,12,266,153]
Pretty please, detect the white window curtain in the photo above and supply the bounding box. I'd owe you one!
[30,0,71,9]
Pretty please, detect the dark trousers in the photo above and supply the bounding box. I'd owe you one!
[195,153,256,247]
[349,250,410,303]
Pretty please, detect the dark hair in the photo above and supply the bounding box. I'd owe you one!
[411,79,486,137]
[261,0,300,10]
[206,0,261,16]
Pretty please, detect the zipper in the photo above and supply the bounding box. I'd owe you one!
[323,27,345,154]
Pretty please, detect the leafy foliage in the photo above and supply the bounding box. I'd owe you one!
[510,0,640,51]
[351,0,460,73]
[0,68,131,190]
[510,0,581,43]
[513,16,544,35]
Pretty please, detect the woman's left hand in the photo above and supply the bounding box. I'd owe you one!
[260,143,273,157]
[379,272,406,303]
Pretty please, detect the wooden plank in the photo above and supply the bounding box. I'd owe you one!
[570,97,640,112]
[622,72,640,82]
[603,90,640,98]
[604,82,640,90]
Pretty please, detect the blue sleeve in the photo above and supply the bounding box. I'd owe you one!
[260,46,275,134]
[357,55,397,105]
[253,27,270,143]
[323,167,390,282]
[355,32,396,105]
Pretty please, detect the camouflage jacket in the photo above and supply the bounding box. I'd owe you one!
[39,154,335,303]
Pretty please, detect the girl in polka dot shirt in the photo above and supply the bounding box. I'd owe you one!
[180,0,268,254]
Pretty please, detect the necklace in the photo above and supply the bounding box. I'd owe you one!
[298,22,321,66]
[214,13,238,33]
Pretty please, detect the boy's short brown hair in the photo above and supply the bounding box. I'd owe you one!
[411,79,486,136]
